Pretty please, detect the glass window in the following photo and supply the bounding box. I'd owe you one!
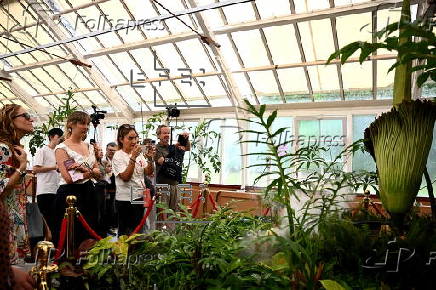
[221,119,242,185]
[352,115,376,172]
[297,118,345,164]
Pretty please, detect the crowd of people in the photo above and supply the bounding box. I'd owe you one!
[0,104,190,289]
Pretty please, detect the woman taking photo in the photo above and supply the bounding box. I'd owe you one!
[0,104,34,288]
[54,111,100,247]
[112,125,154,236]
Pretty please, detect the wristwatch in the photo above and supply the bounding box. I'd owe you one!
[16,168,27,178]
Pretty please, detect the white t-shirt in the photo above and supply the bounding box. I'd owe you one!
[34,145,59,195]
[112,150,148,201]
[55,142,96,185]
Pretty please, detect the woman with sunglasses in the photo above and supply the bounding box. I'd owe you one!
[54,111,101,248]
[112,124,154,236]
[0,105,35,289]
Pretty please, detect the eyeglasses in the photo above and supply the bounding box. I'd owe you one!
[120,124,135,129]
[13,112,32,120]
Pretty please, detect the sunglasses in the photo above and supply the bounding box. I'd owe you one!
[120,124,135,129]
[13,112,33,120]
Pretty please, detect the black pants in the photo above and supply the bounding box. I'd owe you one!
[37,194,56,234]
[105,190,117,228]
[53,181,97,250]
[94,182,107,236]
[116,200,144,236]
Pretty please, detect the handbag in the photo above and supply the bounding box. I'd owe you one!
[26,176,44,240]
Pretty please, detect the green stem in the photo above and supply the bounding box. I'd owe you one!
[393,0,412,106]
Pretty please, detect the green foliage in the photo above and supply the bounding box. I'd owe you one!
[239,99,379,289]
[84,207,287,289]
[29,90,77,155]
[139,111,167,138]
[181,120,221,184]
[327,17,435,88]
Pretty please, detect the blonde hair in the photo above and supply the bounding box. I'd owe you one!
[64,111,91,139]
[0,104,23,167]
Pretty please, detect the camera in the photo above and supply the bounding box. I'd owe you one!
[90,105,107,127]
[178,134,188,147]
[166,106,180,118]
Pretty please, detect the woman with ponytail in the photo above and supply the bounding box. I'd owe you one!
[53,111,101,248]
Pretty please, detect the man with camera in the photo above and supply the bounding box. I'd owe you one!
[154,125,190,214]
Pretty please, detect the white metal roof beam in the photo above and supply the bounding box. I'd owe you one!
[186,0,244,108]
[329,0,345,100]
[30,53,398,97]
[0,73,48,113]
[289,0,313,98]
[4,0,419,62]
[22,0,134,120]
[251,2,286,103]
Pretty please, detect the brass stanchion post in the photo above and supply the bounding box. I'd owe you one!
[31,241,58,290]
[66,195,77,261]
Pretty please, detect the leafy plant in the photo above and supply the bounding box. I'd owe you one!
[239,100,379,289]
[327,0,435,94]
[29,90,77,155]
[181,120,221,184]
[328,1,436,227]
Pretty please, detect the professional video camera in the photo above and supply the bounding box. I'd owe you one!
[90,105,107,128]
[166,106,180,118]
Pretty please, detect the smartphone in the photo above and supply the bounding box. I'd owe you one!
[178,134,188,146]
[140,145,147,154]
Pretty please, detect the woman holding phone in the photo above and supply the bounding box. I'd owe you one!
[54,111,101,247]
[0,104,35,289]
[112,124,154,236]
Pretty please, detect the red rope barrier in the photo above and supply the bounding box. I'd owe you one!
[54,217,68,261]
[191,193,202,218]
[131,199,155,235]
[262,207,271,216]
[77,214,103,241]
[208,193,217,211]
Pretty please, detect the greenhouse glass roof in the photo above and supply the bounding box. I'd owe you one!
[0,0,430,118]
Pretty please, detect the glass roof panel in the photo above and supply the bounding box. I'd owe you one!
[231,30,270,67]
[175,39,216,72]
[293,0,330,13]
[263,25,303,64]
[215,35,243,70]
[83,90,107,106]
[34,97,50,107]
[298,19,335,62]
[255,0,291,18]
[10,73,38,95]
[277,68,309,94]
[337,12,372,58]
[151,43,188,77]
[90,56,126,84]
[248,70,279,99]
[341,61,372,100]
[307,64,340,92]
[377,59,396,89]
[220,1,256,24]
[195,0,224,29]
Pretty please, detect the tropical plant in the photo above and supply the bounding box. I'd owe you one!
[239,100,379,289]
[29,90,77,155]
[327,1,436,226]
